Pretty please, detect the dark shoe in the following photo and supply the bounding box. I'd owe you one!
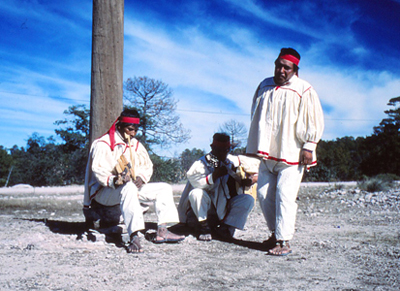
[216,223,235,241]
[268,240,292,256]
[196,220,212,241]
[127,235,144,253]
[154,227,185,244]
[262,233,277,250]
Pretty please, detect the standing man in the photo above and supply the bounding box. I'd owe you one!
[247,48,324,256]
[178,133,258,241]
[84,108,184,253]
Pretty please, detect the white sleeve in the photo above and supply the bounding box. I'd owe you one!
[187,160,214,190]
[90,141,117,188]
[296,87,324,152]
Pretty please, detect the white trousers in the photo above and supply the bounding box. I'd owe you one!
[257,160,304,241]
[188,188,254,230]
[94,182,179,236]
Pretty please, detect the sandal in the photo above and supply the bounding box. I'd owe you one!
[154,227,185,244]
[215,223,235,242]
[196,220,212,241]
[198,233,212,241]
[268,240,292,256]
[127,235,144,253]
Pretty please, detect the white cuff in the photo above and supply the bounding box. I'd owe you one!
[303,142,317,152]
[206,174,214,185]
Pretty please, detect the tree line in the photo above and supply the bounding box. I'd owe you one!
[305,96,400,182]
[0,77,399,187]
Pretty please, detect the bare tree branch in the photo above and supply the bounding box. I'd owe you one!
[218,119,248,149]
[124,76,191,149]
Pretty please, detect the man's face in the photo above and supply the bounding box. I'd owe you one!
[274,58,296,85]
[211,145,230,162]
[119,124,138,139]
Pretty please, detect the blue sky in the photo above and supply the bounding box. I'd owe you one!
[1,0,400,157]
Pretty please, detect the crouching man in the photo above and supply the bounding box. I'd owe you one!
[178,133,259,241]
[83,109,184,253]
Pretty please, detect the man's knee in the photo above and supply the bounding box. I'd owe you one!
[243,194,255,209]
[121,181,138,196]
[154,182,173,193]
[188,188,209,203]
[233,194,255,210]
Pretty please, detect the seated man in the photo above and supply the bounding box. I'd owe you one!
[178,133,259,241]
[83,109,184,253]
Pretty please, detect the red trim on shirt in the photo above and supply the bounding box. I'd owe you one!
[122,139,139,154]
[283,87,301,98]
[206,175,211,185]
[257,150,316,166]
[98,139,125,149]
[268,156,300,165]
[98,139,111,147]
[257,150,269,157]
[135,140,139,151]
[274,86,301,98]
[89,188,102,200]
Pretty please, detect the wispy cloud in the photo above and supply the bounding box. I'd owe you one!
[224,0,360,43]
[123,6,396,155]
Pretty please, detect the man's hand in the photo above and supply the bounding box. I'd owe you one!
[133,176,144,189]
[300,149,313,165]
[122,173,131,183]
[250,173,258,185]
[212,166,228,181]
[114,173,131,187]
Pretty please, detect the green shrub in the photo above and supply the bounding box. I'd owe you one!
[374,173,400,183]
[357,175,395,192]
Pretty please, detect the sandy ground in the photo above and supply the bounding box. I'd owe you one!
[0,183,399,291]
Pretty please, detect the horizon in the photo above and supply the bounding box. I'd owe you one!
[1,0,399,157]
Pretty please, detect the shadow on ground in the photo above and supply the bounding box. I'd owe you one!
[169,222,270,252]
[23,218,269,252]
[24,218,127,249]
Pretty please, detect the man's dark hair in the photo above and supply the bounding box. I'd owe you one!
[118,108,140,128]
[213,132,230,143]
[279,48,300,60]
[278,47,301,73]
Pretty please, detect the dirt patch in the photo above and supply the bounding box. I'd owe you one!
[0,183,399,290]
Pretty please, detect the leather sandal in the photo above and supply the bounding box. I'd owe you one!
[268,240,292,256]
[127,235,143,253]
[154,227,185,243]
[196,220,212,241]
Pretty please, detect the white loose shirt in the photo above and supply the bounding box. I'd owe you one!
[246,75,324,166]
[83,131,152,207]
[177,154,260,222]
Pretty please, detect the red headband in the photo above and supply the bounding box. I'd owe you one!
[107,116,140,151]
[279,54,300,66]
[119,116,140,124]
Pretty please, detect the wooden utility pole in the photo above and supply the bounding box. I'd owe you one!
[89,0,124,145]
